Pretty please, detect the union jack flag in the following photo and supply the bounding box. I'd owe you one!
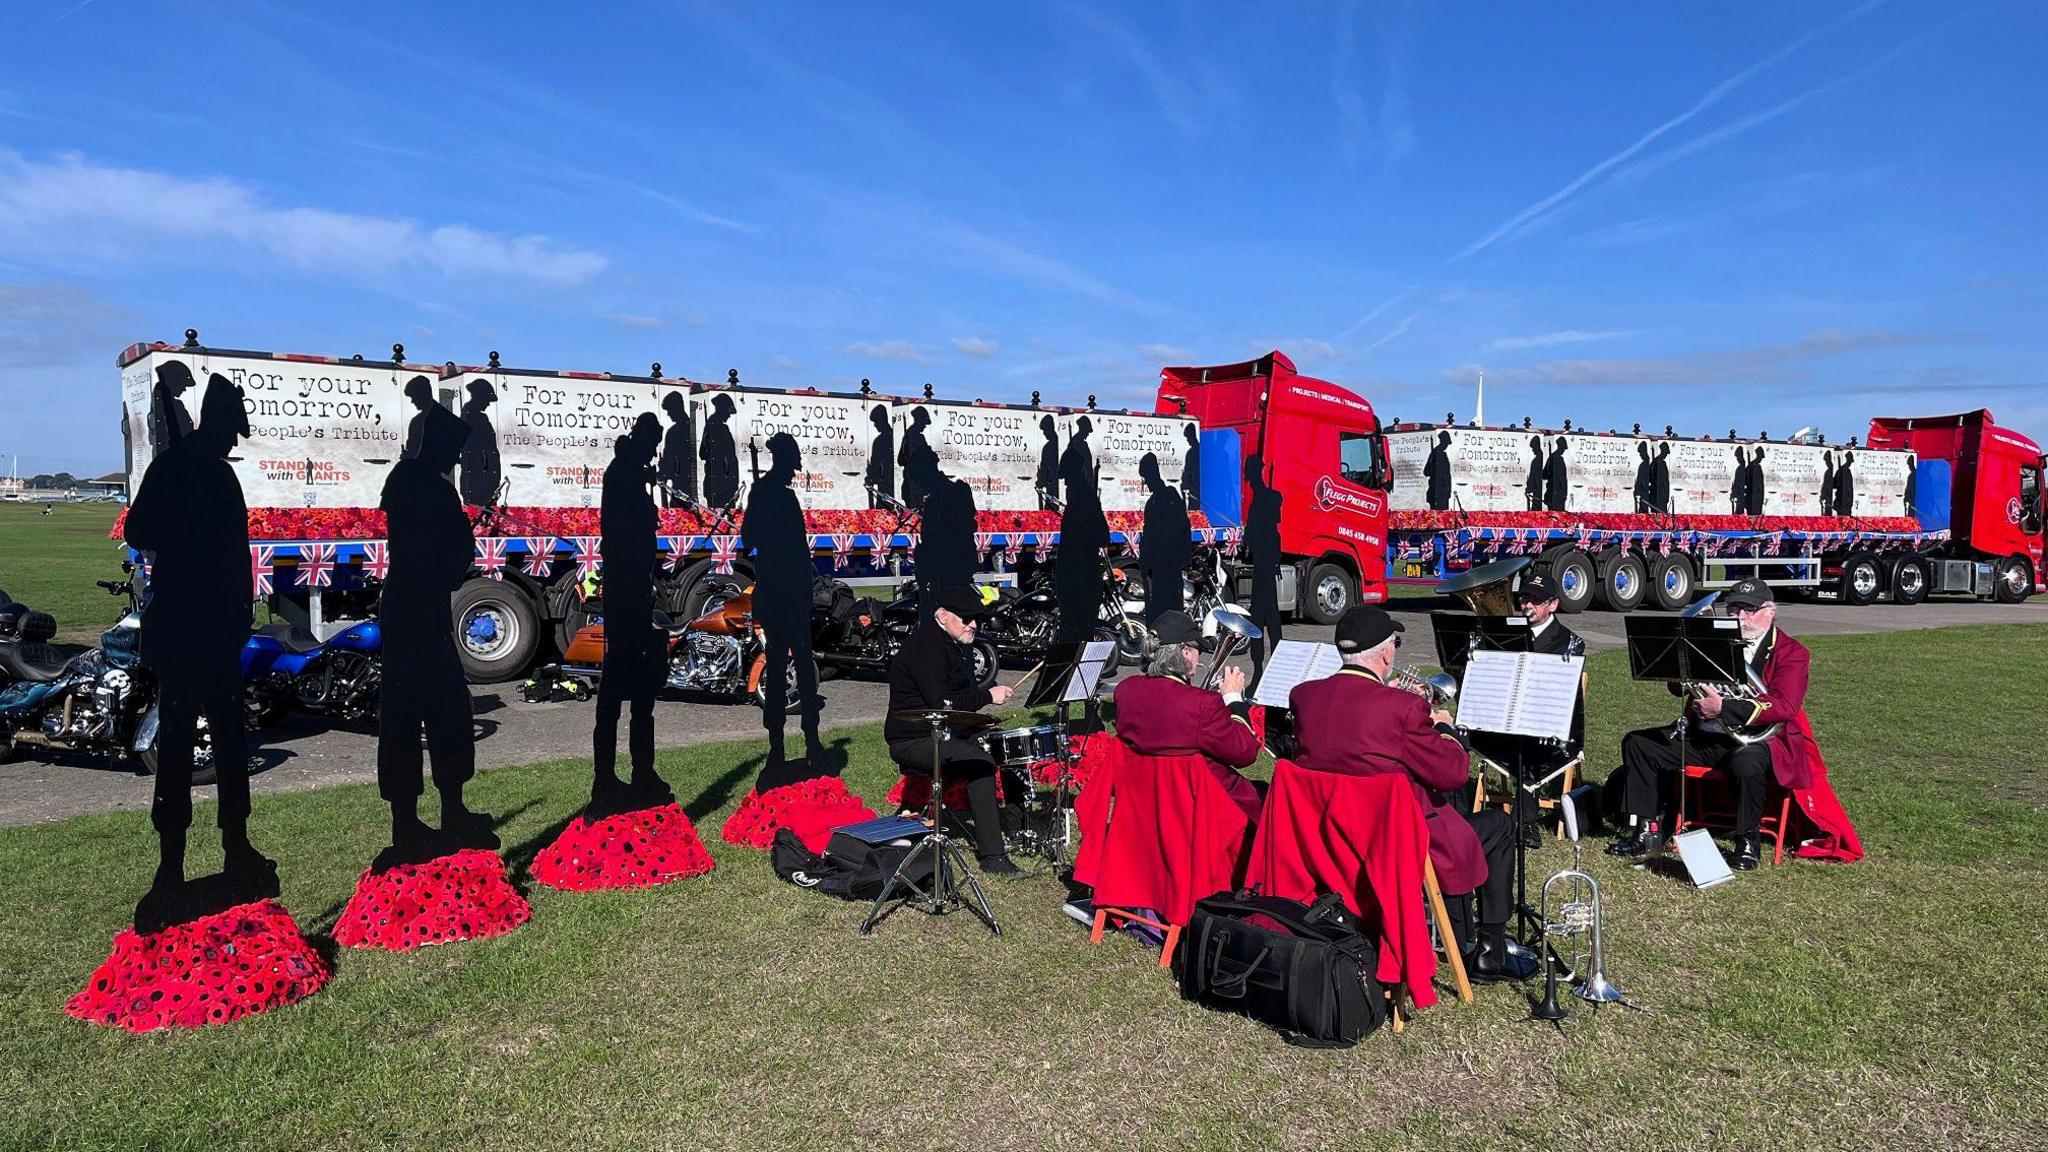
[359,541,390,582]
[523,537,558,579]
[250,545,276,596]
[711,534,741,574]
[665,535,692,573]
[474,537,508,580]
[1002,532,1024,566]
[973,531,995,557]
[830,533,858,568]
[566,536,602,580]
[1658,533,1673,557]
[300,542,335,588]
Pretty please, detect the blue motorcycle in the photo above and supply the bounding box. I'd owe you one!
[240,620,382,729]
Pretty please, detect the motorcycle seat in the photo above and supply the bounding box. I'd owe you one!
[257,622,325,654]
[0,607,56,644]
[0,641,71,683]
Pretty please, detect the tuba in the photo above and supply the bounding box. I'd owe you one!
[1533,791,1623,1020]
[1198,606,1263,690]
[1436,555,1533,616]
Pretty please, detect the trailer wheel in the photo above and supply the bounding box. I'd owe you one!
[1839,552,1883,607]
[1594,550,1648,613]
[1648,553,1694,611]
[1547,550,1596,615]
[1890,555,1930,605]
[1304,561,1356,626]
[1994,556,2034,604]
[453,578,540,682]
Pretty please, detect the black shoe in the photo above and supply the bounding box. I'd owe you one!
[1605,824,1663,858]
[1468,933,1540,984]
[978,854,1024,877]
[1520,823,1545,851]
[1728,834,1761,871]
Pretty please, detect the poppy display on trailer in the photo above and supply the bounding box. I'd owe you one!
[66,900,328,1033]
[722,776,878,854]
[333,849,531,952]
[531,803,716,892]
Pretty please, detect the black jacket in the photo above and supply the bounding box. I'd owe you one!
[885,620,992,744]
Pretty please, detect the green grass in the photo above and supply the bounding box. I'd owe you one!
[3,624,2047,1151]
[0,503,128,644]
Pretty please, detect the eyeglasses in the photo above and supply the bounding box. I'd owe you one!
[1394,635,1404,650]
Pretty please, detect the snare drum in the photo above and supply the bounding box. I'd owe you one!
[981,723,1060,769]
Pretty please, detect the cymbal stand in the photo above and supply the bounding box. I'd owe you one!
[860,712,1001,937]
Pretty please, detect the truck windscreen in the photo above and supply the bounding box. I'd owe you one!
[1339,431,1380,487]
[2023,464,2043,536]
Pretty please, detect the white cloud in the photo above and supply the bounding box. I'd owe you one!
[1446,328,1957,389]
[0,150,607,285]
[1139,343,1193,363]
[1483,329,1627,352]
[606,314,669,330]
[846,339,928,364]
[951,336,998,358]
[770,355,799,371]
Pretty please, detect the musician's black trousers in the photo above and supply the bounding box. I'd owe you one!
[1617,726,1773,836]
[889,737,1012,860]
[1443,809,1516,949]
[153,696,250,836]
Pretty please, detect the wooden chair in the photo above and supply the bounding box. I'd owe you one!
[1089,906,1181,968]
[1389,861,1475,1031]
[1676,764,1792,866]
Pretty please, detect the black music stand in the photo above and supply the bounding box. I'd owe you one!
[860,711,1001,937]
[1431,611,1534,673]
[1018,641,1101,869]
[1622,614,1746,853]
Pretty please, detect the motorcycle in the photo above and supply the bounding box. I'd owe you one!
[976,571,1061,664]
[664,576,812,708]
[0,565,215,784]
[240,619,382,729]
[811,576,1000,690]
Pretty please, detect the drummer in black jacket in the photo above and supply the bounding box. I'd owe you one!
[885,586,1020,874]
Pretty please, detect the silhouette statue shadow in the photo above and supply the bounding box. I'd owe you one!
[1138,452,1190,623]
[898,405,933,510]
[742,433,826,779]
[458,378,501,507]
[123,372,273,929]
[1182,421,1201,515]
[700,393,740,510]
[1036,414,1061,510]
[866,403,895,508]
[1243,453,1284,680]
[660,391,698,509]
[589,414,673,818]
[909,446,978,623]
[1055,416,1108,644]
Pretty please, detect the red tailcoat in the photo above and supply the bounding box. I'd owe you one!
[1717,627,1816,790]
[1289,667,1487,896]
[1113,673,1264,822]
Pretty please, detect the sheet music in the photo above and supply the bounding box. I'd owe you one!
[1061,640,1119,703]
[1455,650,1584,741]
[1251,641,1343,708]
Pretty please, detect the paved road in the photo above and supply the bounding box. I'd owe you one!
[3,596,2041,827]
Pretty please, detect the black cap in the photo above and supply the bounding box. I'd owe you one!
[935,586,989,621]
[1723,578,1774,610]
[1151,610,1202,647]
[1333,605,1404,653]
[1517,571,1559,604]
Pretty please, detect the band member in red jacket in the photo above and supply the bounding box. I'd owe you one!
[1608,578,1817,870]
[1112,610,1262,822]
[1290,606,1533,983]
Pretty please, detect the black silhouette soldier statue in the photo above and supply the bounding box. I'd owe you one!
[1138,452,1190,623]
[1543,436,1570,512]
[458,378,501,508]
[659,391,699,509]
[1524,436,1545,511]
[1035,414,1061,510]
[898,405,934,510]
[1903,453,1918,518]
[743,432,825,784]
[910,446,979,622]
[400,374,436,462]
[377,392,492,860]
[591,414,672,816]
[1243,453,1284,679]
[124,373,272,926]
[1745,446,1767,516]
[1651,443,1671,513]
[1729,446,1750,514]
[1821,451,1837,516]
[1425,431,1454,511]
[1831,450,1855,517]
[1633,441,1654,513]
[865,403,895,509]
[1182,422,1202,514]
[148,360,196,457]
[1055,415,1109,644]
[700,393,740,510]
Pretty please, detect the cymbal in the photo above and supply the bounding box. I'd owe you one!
[891,708,998,729]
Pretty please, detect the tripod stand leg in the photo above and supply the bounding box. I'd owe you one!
[859,832,941,935]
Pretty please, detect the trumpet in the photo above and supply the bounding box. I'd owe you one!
[1533,791,1624,1020]
[1198,606,1262,691]
[1391,663,1459,712]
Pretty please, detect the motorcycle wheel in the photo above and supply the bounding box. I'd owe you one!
[138,719,219,787]
[751,655,816,710]
[1114,618,1147,667]
[970,638,999,691]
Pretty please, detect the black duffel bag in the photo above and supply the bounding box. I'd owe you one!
[1173,890,1387,1047]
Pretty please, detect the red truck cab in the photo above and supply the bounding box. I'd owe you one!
[1868,409,2044,600]
[1157,351,1391,622]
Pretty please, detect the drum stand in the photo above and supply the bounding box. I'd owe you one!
[860,712,1001,937]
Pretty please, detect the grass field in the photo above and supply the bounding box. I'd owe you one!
[0,503,128,644]
[2,622,2046,1150]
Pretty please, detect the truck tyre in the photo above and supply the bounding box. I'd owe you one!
[453,578,541,683]
[1648,553,1694,611]
[1547,549,1596,615]
[1890,555,1930,605]
[1594,550,1648,613]
[1304,561,1356,626]
[1839,552,1883,607]
[1994,556,2034,604]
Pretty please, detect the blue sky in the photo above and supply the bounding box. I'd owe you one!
[2,0,2042,476]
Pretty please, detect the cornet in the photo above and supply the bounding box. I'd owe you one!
[1533,791,1624,1020]
[1390,663,1459,712]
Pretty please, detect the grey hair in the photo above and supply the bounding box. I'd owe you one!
[1341,637,1397,667]
[1145,639,1199,679]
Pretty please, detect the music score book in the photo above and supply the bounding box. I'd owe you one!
[1453,649,1584,742]
[1251,640,1344,708]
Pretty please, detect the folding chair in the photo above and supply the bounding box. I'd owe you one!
[1676,763,1792,867]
